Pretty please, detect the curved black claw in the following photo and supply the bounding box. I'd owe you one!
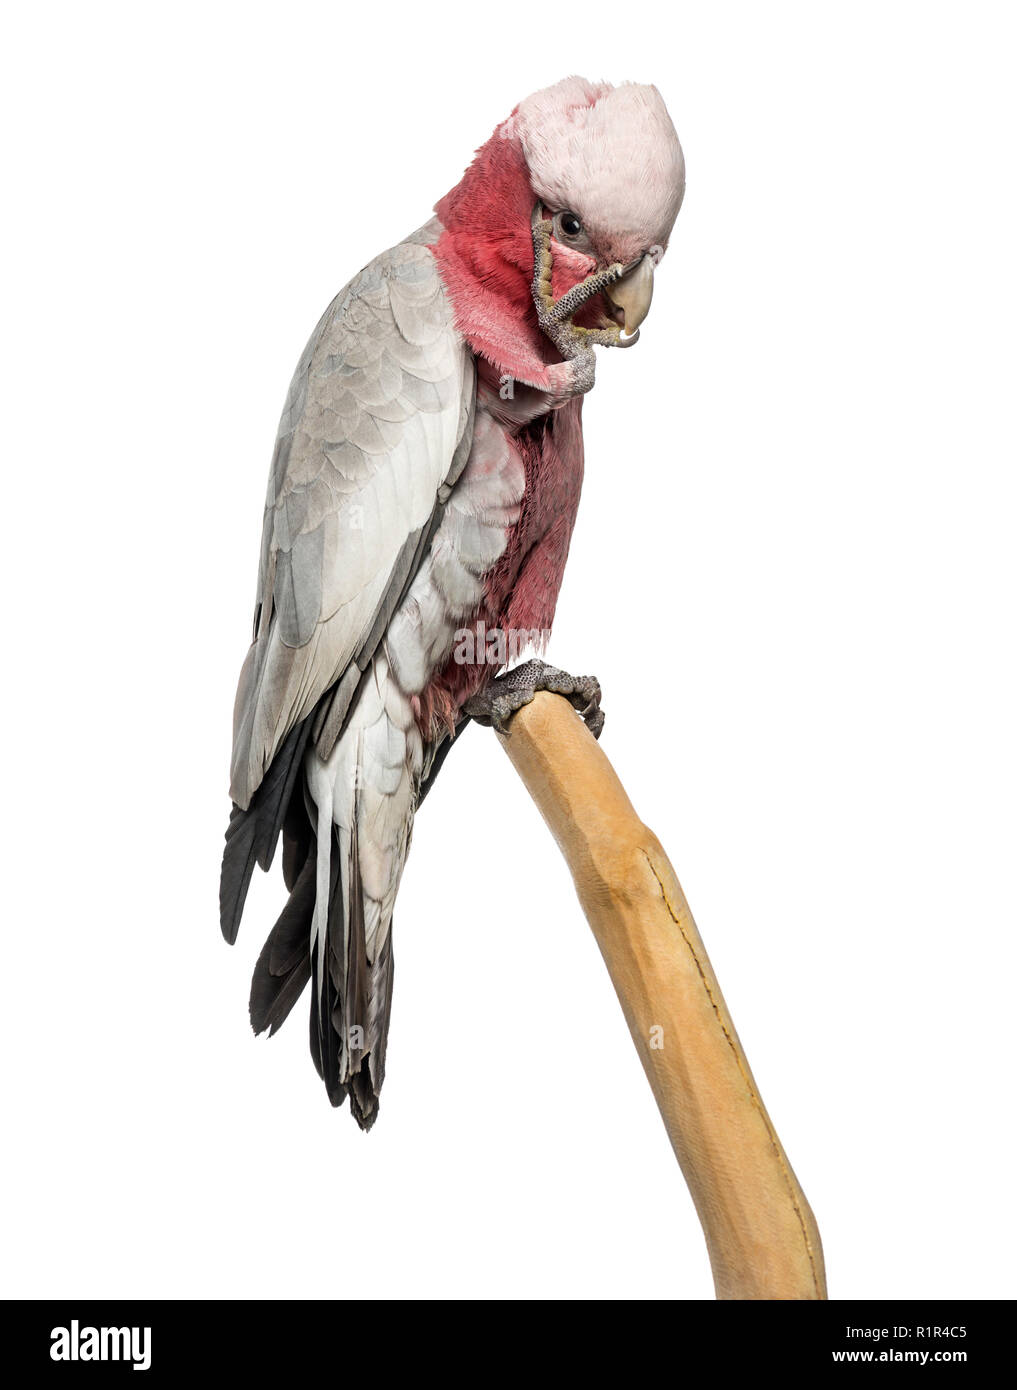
[464,659,605,739]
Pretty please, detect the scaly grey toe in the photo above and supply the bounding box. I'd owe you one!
[463,658,605,739]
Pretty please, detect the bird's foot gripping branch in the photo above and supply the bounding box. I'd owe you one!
[464,658,605,739]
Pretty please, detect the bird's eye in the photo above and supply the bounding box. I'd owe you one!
[559,212,583,237]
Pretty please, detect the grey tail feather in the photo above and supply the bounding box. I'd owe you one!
[249,839,316,1037]
[307,820,395,1131]
[219,714,314,944]
[221,688,458,1130]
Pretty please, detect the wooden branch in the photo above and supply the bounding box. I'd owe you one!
[496,692,827,1301]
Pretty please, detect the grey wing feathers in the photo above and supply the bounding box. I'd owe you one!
[230,239,475,809]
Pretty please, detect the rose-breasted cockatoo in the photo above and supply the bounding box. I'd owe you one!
[220,77,685,1128]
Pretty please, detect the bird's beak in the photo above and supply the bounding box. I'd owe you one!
[604,254,655,346]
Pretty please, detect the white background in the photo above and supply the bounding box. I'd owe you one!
[2,1,1014,1300]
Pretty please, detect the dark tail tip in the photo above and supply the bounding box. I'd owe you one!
[249,847,316,1035]
[219,804,258,944]
[349,1063,381,1131]
[219,715,314,945]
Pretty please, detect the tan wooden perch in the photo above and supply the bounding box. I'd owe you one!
[496,691,827,1301]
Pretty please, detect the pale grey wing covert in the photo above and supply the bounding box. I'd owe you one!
[230,238,476,811]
